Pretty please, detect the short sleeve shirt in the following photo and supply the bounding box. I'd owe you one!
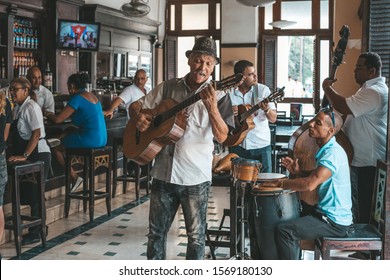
[228,83,276,149]
[315,137,353,226]
[34,85,55,113]
[344,77,388,167]
[16,96,50,153]
[119,84,150,119]
[138,75,234,185]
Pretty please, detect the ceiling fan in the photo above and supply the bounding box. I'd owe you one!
[121,0,151,17]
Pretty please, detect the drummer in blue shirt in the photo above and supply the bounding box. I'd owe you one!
[257,107,352,259]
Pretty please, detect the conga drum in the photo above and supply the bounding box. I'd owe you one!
[248,173,301,260]
[231,157,261,183]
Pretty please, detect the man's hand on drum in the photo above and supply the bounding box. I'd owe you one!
[281,156,300,175]
[257,180,280,189]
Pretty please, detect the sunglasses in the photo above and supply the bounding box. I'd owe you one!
[320,106,335,127]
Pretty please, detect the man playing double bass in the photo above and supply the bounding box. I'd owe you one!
[322,52,388,224]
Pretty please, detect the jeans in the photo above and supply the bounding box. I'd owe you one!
[147,179,210,260]
[350,166,376,223]
[228,145,272,173]
[275,214,350,260]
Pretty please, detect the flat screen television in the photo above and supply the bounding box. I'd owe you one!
[57,19,101,52]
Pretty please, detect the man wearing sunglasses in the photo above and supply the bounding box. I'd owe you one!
[322,52,388,225]
[256,110,352,259]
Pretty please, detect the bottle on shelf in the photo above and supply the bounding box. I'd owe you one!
[43,62,53,91]
[1,57,6,79]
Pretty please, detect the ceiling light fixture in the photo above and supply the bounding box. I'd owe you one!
[269,20,297,29]
[236,0,276,7]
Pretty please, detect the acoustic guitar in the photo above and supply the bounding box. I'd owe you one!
[123,74,243,165]
[223,87,285,147]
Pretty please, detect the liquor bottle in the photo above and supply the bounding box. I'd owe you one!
[43,62,53,91]
[1,57,6,79]
[34,30,39,49]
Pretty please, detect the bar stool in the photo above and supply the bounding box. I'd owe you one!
[64,147,112,222]
[5,161,46,259]
[112,137,150,199]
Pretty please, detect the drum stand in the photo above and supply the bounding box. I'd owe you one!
[230,180,252,260]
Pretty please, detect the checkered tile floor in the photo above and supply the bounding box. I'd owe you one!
[0,185,238,260]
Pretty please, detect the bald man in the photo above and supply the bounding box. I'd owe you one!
[26,66,55,113]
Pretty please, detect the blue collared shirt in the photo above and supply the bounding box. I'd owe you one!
[315,137,353,226]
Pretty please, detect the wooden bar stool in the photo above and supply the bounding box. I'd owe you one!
[5,161,46,259]
[64,147,112,222]
[112,137,150,199]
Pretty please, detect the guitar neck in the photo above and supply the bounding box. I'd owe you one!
[161,91,203,122]
[156,74,241,125]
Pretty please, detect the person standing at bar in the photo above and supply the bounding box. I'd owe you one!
[26,66,55,114]
[104,69,149,120]
[0,93,12,258]
[322,52,388,224]
[104,69,150,177]
[129,37,235,260]
[8,77,51,245]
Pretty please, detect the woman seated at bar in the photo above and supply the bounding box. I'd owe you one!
[8,77,52,245]
[44,72,107,192]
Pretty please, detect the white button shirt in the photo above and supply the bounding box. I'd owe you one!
[229,83,276,149]
[344,76,388,167]
[138,76,233,185]
[16,96,50,153]
[119,84,150,119]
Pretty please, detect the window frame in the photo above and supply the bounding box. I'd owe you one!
[259,0,334,113]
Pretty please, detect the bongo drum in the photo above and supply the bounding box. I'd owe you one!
[248,173,301,260]
[231,157,261,183]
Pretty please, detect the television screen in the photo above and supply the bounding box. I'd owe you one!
[57,19,100,52]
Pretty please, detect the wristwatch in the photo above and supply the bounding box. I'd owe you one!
[23,152,29,159]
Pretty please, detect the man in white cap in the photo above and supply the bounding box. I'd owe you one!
[129,37,235,260]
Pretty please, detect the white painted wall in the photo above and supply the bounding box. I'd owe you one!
[221,0,259,44]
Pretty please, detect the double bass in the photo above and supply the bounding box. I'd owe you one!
[288,25,353,205]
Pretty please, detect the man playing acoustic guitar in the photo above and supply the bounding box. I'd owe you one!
[228,60,277,173]
[226,60,277,259]
[128,37,236,260]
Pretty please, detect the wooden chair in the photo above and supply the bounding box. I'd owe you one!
[314,160,389,260]
[5,161,46,259]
